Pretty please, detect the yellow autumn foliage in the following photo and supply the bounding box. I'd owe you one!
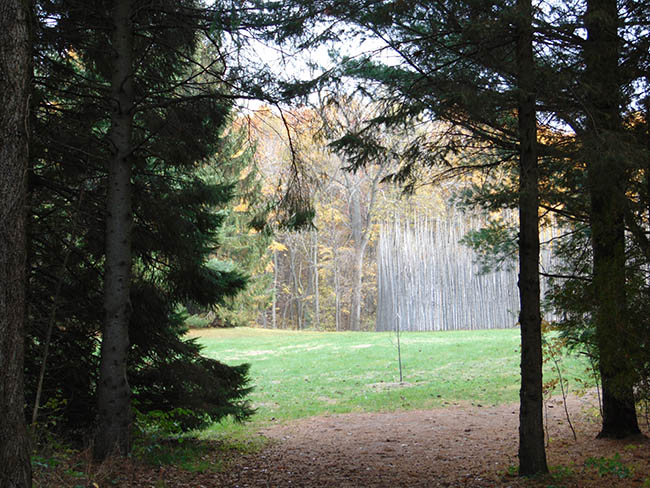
[268,240,288,252]
[233,200,249,212]
[231,147,247,159]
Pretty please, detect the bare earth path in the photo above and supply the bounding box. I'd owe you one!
[75,393,649,487]
[206,393,649,488]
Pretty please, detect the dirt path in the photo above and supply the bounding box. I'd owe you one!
[85,393,649,487]
[210,393,649,488]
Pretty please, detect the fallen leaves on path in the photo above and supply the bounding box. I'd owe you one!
[36,393,649,487]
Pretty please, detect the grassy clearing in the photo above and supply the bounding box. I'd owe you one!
[191,327,590,440]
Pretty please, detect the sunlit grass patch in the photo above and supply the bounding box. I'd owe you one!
[193,327,589,436]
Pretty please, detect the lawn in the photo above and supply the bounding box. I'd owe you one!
[191,327,590,439]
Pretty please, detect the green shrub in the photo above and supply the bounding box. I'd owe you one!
[585,453,632,478]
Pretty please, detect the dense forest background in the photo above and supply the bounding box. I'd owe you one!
[199,104,552,333]
[201,103,458,332]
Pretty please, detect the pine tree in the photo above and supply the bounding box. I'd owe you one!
[28,0,254,453]
[194,123,274,329]
[0,1,33,485]
[582,0,641,438]
[515,0,547,474]
[251,0,552,473]
[94,0,136,458]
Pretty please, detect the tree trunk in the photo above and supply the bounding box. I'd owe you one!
[0,1,32,486]
[272,249,277,329]
[350,246,365,331]
[333,245,341,332]
[516,0,548,475]
[313,231,320,329]
[290,248,302,329]
[583,0,640,439]
[94,0,135,460]
[348,180,366,331]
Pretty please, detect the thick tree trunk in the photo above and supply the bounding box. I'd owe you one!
[516,0,548,476]
[584,0,640,439]
[0,1,32,486]
[94,0,135,460]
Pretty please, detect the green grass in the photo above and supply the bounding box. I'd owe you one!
[191,327,590,440]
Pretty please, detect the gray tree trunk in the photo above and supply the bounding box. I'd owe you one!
[515,0,548,476]
[345,166,380,331]
[349,183,364,331]
[312,231,320,329]
[333,244,341,332]
[94,0,135,460]
[272,249,277,329]
[0,1,32,485]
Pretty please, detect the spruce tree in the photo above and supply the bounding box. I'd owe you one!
[28,0,254,452]
[95,0,135,458]
[245,0,549,474]
[515,0,547,474]
[190,123,273,329]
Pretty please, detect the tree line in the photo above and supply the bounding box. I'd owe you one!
[235,101,454,332]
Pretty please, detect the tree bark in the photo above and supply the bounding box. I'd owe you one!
[516,0,548,476]
[272,249,277,329]
[94,0,135,460]
[583,0,640,439]
[313,231,320,329]
[348,180,364,331]
[333,243,341,332]
[0,1,33,486]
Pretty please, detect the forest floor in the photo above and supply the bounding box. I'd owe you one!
[41,391,650,487]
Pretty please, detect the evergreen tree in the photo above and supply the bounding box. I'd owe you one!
[96,0,135,458]
[190,123,274,329]
[28,0,254,453]
[243,0,648,465]
[514,0,547,473]
[0,1,33,485]
[582,0,641,438]
[459,0,649,438]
